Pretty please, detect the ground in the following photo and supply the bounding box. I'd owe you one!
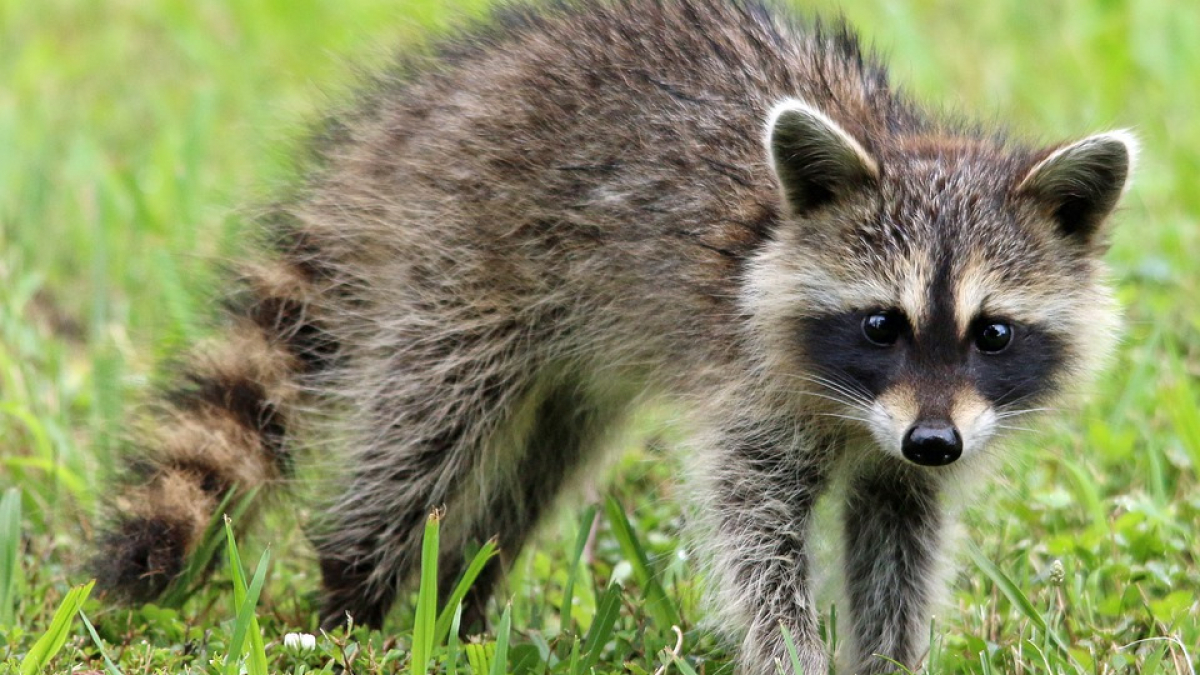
[0,0,1197,673]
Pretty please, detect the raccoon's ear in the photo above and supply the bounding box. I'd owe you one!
[765,98,880,216]
[1017,131,1138,245]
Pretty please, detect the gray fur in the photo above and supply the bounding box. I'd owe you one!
[97,1,1135,673]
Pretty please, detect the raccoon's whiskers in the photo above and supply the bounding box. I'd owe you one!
[995,407,1057,420]
[787,372,873,408]
[812,412,874,424]
[812,368,875,403]
[785,387,874,414]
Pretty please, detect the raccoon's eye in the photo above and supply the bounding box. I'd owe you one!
[974,321,1014,353]
[862,311,904,346]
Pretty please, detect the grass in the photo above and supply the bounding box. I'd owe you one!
[1,0,1197,672]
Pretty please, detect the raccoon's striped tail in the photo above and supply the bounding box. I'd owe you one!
[94,243,335,601]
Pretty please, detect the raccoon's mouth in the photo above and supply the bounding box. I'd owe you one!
[865,393,999,467]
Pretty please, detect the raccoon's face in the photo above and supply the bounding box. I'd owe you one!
[747,99,1136,467]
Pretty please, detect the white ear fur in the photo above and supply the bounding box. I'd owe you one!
[1018,130,1139,194]
[1017,130,1138,241]
[765,98,879,215]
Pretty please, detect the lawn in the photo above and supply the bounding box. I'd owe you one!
[0,0,1197,673]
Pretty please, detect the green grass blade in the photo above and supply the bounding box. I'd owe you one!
[412,509,442,675]
[434,535,499,645]
[0,487,21,626]
[566,636,581,675]
[1056,458,1107,530]
[488,604,512,675]
[778,623,805,675]
[0,402,55,460]
[244,551,271,675]
[603,497,680,631]
[223,548,271,675]
[871,654,916,674]
[224,517,250,673]
[827,605,837,661]
[1164,376,1200,472]
[967,543,1079,668]
[447,603,464,675]
[1023,639,1054,673]
[560,505,597,633]
[979,649,995,675]
[79,609,124,675]
[466,642,490,675]
[967,544,1046,628]
[20,580,95,675]
[1141,643,1168,674]
[671,654,700,675]
[580,582,622,675]
[222,517,270,675]
[1123,638,1173,675]
[0,403,87,507]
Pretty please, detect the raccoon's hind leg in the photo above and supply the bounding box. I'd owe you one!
[442,377,624,633]
[314,343,619,631]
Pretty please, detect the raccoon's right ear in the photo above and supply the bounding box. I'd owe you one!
[765,98,880,216]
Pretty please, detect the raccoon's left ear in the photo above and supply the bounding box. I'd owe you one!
[1017,131,1138,245]
[765,98,880,216]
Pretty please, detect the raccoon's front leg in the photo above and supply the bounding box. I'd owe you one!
[841,466,945,674]
[705,421,831,675]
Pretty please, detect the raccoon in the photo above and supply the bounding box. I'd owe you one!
[94,1,1136,673]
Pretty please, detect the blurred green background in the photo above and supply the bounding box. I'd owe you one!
[0,0,1196,672]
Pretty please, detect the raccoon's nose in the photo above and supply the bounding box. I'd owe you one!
[902,422,963,466]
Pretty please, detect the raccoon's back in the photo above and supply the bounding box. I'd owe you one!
[288,0,921,314]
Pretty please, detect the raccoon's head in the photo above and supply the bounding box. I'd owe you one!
[746,98,1136,467]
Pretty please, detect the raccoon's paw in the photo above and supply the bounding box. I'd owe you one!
[93,516,191,601]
